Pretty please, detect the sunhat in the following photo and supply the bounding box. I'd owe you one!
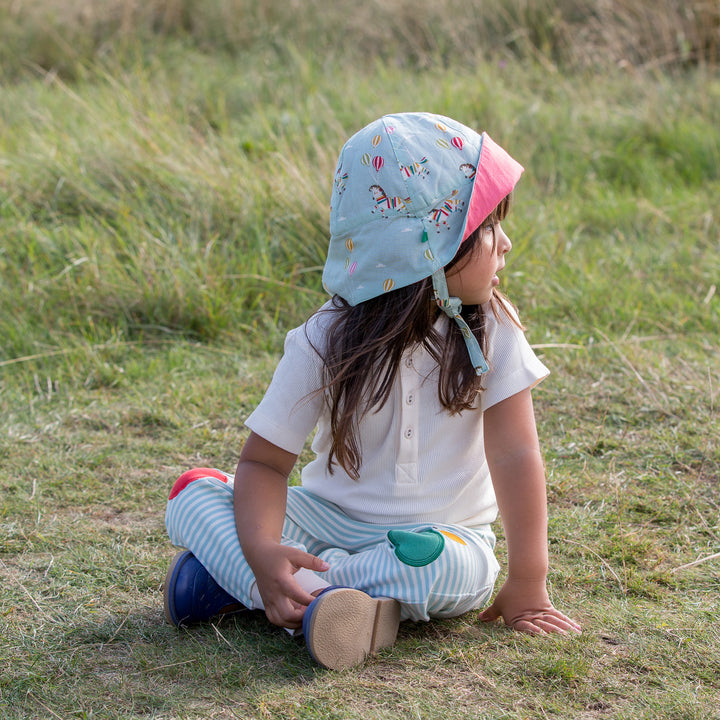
[323,112,523,374]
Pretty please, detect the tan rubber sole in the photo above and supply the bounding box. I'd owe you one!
[305,588,401,670]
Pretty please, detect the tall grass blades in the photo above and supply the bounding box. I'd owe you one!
[1,0,718,82]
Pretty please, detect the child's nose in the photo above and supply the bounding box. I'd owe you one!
[497,226,512,254]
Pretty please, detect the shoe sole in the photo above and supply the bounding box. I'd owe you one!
[304,588,400,670]
[163,550,192,626]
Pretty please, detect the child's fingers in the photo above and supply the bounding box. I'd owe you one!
[511,619,547,635]
[478,603,500,623]
[259,550,329,621]
[265,597,306,629]
[305,553,331,573]
[284,585,316,609]
[513,612,581,635]
[539,608,582,632]
[479,602,582,635]
[264,578,317,627]
[288,548,330,573]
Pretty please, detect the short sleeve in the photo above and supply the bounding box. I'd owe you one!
[244,323,326,454]
[479,303,549,412]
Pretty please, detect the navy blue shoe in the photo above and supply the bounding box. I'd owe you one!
[302,587,400,670]
[163,551,244,626]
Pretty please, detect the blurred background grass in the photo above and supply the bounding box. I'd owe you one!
[2,0,719,80]
[1,0,718,373]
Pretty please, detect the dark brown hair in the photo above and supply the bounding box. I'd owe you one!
[309,195,515,479]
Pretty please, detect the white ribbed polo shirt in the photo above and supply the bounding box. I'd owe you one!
[245,300,548,528]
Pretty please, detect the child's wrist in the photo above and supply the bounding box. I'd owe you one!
[506,551,549,581]
[240,535,281,565]
[505,571,549,585]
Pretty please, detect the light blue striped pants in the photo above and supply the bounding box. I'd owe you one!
[165,469,500,622]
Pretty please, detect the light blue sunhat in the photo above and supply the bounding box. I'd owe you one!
[323,112,523,374]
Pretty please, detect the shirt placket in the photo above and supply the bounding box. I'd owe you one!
[395,354,420,485]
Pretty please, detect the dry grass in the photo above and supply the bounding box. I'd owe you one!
[2,0,719,82]
[1,334,718,719]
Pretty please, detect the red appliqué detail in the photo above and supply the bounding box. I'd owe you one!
[168,467,229,499]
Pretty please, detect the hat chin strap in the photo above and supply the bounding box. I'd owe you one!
[432,269,489,375]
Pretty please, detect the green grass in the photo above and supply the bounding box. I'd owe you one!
[1,2,720,718]
[1,338,718,718]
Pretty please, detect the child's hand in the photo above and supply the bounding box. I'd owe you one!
[479,578,581,635]
[250,542,330,630]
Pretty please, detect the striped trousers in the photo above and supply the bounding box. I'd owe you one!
[165,469,499,622]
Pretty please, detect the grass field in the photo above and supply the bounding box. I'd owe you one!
[1,2,719,718]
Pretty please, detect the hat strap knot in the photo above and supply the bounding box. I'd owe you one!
[431,269,489,375]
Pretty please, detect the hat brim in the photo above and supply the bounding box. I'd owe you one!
[461,133,524,242]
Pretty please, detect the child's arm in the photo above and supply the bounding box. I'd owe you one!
[480,388,581,634]
[234,431,330,630]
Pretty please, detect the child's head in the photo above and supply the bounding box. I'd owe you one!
[322,112,523,373]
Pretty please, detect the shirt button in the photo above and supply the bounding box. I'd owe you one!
[405,357,413,368]
[406,393,415,405]
[404,427,414,439]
